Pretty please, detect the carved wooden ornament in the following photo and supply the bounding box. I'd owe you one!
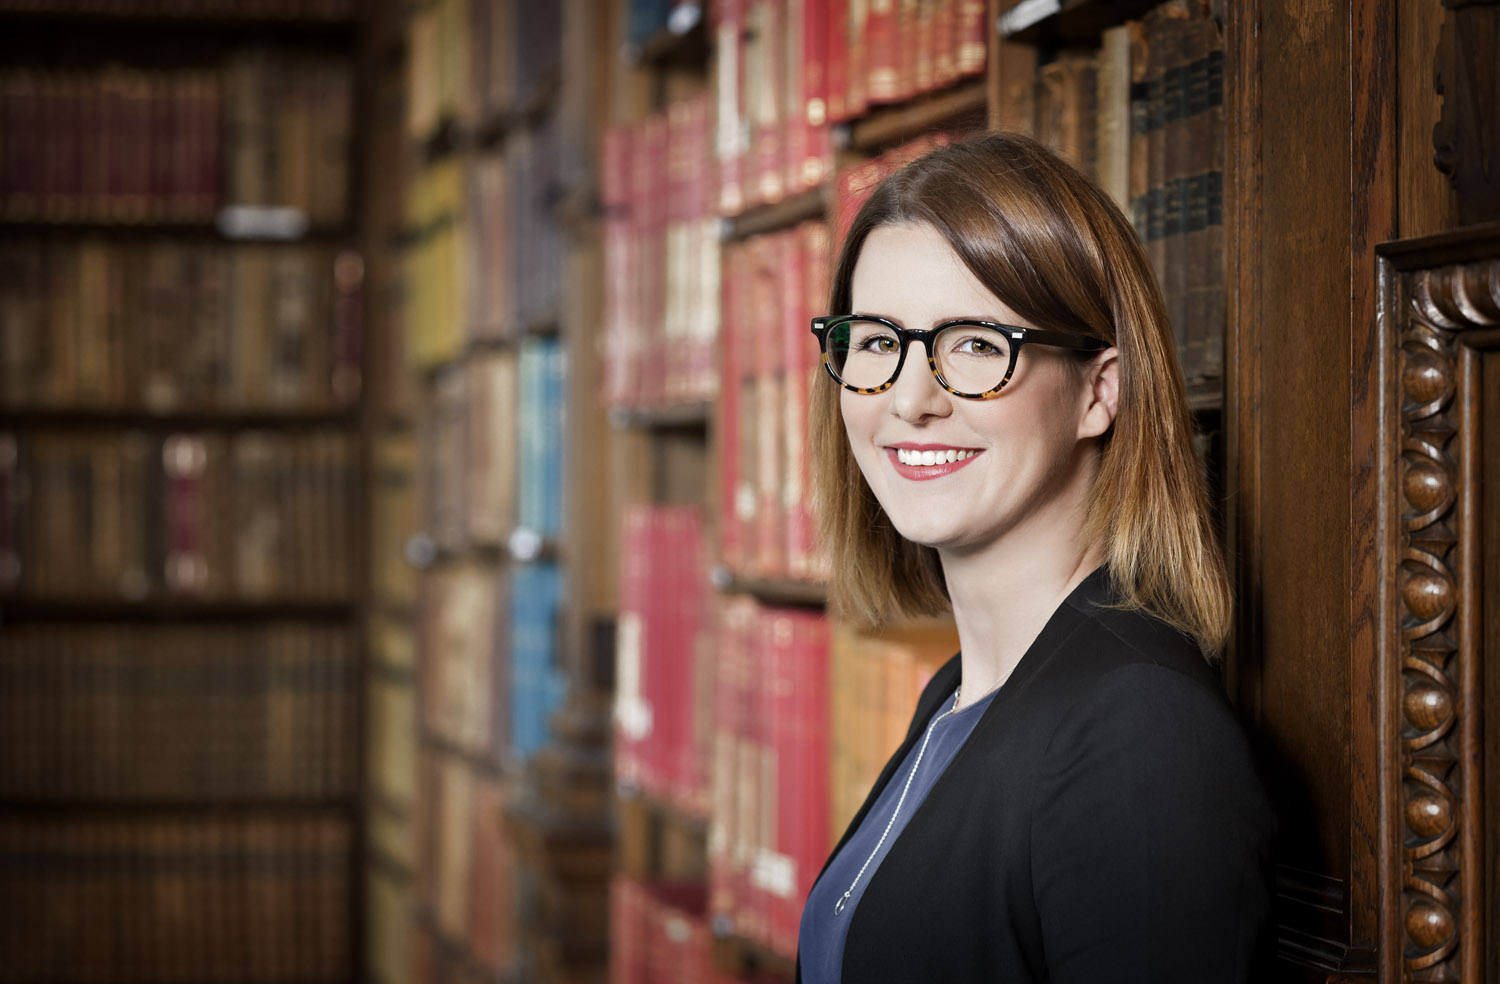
[1377,227,1500,984]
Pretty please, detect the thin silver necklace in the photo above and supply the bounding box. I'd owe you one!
[833,686,966,916]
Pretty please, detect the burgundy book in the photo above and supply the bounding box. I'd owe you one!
[715,0,748,216]
[865,0,900,103]
[719,241,748,572]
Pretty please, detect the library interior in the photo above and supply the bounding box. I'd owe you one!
[1,1,1498,983]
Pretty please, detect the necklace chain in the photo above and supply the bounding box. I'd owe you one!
[833,688,961,916]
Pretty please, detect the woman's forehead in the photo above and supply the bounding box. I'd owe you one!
[850,223,1024,326]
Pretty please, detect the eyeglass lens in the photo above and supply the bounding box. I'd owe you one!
[825,320,1013,393]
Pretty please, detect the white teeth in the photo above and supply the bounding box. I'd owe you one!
[894,448,976,466]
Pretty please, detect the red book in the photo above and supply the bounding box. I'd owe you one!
[601,126,634,407]
[690,92,721,402]
[665,98,693,405]
[750,236,785,578]
[611,876,650,984]
[615,506,649,790]
[956,0,987,77]
[785,0,834,196]
[748,0,786,206]
[780,229,812,581]
[795,613,831,951]
[718,242,746,571]
[715,0,748,216]
[162,434,207,595]
[644,112,671,407]
[865,0,899,103]
[933,0,957,88]
[800,220,834,580]
[768,610,798,955]
[843,0,870,120]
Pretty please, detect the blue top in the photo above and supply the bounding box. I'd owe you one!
[798,685,999,984]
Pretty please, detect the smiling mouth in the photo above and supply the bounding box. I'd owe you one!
[893,447,980,467]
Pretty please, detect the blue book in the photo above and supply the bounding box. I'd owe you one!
[510,561,567,760]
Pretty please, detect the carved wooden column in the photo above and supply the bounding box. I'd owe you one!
[1374,224,1500,984]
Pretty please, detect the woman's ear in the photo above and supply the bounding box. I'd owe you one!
[1077,347,1119,440]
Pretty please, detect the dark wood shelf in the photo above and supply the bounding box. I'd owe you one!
[0,407,360,430]
[0,797,355,815]
[607,401,712,430]
[1185,377,1225,413]
[418,534,562,570]
[997,0,1163,46]
[842,80,988,153]
[725,186,829,241]
[615,785,711,836]
[0,217,356,243]
[418,729,520,783]
[711,568,828,607]
[417,79,563,163]
[622,1,708,68]
[0,598,358,621]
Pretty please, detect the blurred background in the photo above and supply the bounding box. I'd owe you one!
[1,1,1490,983]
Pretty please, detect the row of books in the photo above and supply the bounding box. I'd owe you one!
[1002,4,1225,382]
[0,0,357,17]
[613,505,713,815]
[0,241,362,412]
[420,337,567,554]
[223,48,354,226]
[406,0,562,141]
[0,816,351,983]
[828,621,957,840]
[709,598,830,960]
[720,221,831,583]
[714,0,986,214]
[0,54,351,225]
[403,136,567,368]
[415,559,569,770]
[601,91,722,410]
[412,755,519,976]
[3,429,359,601]
[0,623,356,801]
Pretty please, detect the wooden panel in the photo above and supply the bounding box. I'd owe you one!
[1375,226,1500,984]
[1251,0,1354,891]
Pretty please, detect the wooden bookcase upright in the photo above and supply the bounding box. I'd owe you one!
[0,4,371,983]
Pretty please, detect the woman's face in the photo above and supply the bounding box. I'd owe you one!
[840,222,1115,558]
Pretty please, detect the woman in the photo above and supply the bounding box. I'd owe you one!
[797,133,1273,983]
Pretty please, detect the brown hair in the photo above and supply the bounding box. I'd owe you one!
[809,131,1230,655]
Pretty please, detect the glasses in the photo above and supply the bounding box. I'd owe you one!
[810,315,1108,400]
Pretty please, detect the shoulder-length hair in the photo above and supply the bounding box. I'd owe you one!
[809,131,1230,655]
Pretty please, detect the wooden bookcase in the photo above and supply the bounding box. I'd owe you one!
[0,3,369,982]
[585,2,1499,984]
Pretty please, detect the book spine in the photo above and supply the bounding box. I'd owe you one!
[865,0,899,103]
[955,0,986,77]
[0,433,17,592]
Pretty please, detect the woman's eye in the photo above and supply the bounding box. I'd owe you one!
[857,335,898,353]
[957,336,1001,356]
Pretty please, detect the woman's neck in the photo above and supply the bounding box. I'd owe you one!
[941,525,1105,712]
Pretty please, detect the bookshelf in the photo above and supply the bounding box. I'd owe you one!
[590,1,1237,982]
[0,2,368,982]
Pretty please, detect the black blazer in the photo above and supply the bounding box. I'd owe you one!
[799,566,1274,983]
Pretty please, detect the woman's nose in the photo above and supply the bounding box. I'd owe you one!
[887,343,951,422]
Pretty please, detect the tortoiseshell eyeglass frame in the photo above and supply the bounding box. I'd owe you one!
[809,315,1109,400]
